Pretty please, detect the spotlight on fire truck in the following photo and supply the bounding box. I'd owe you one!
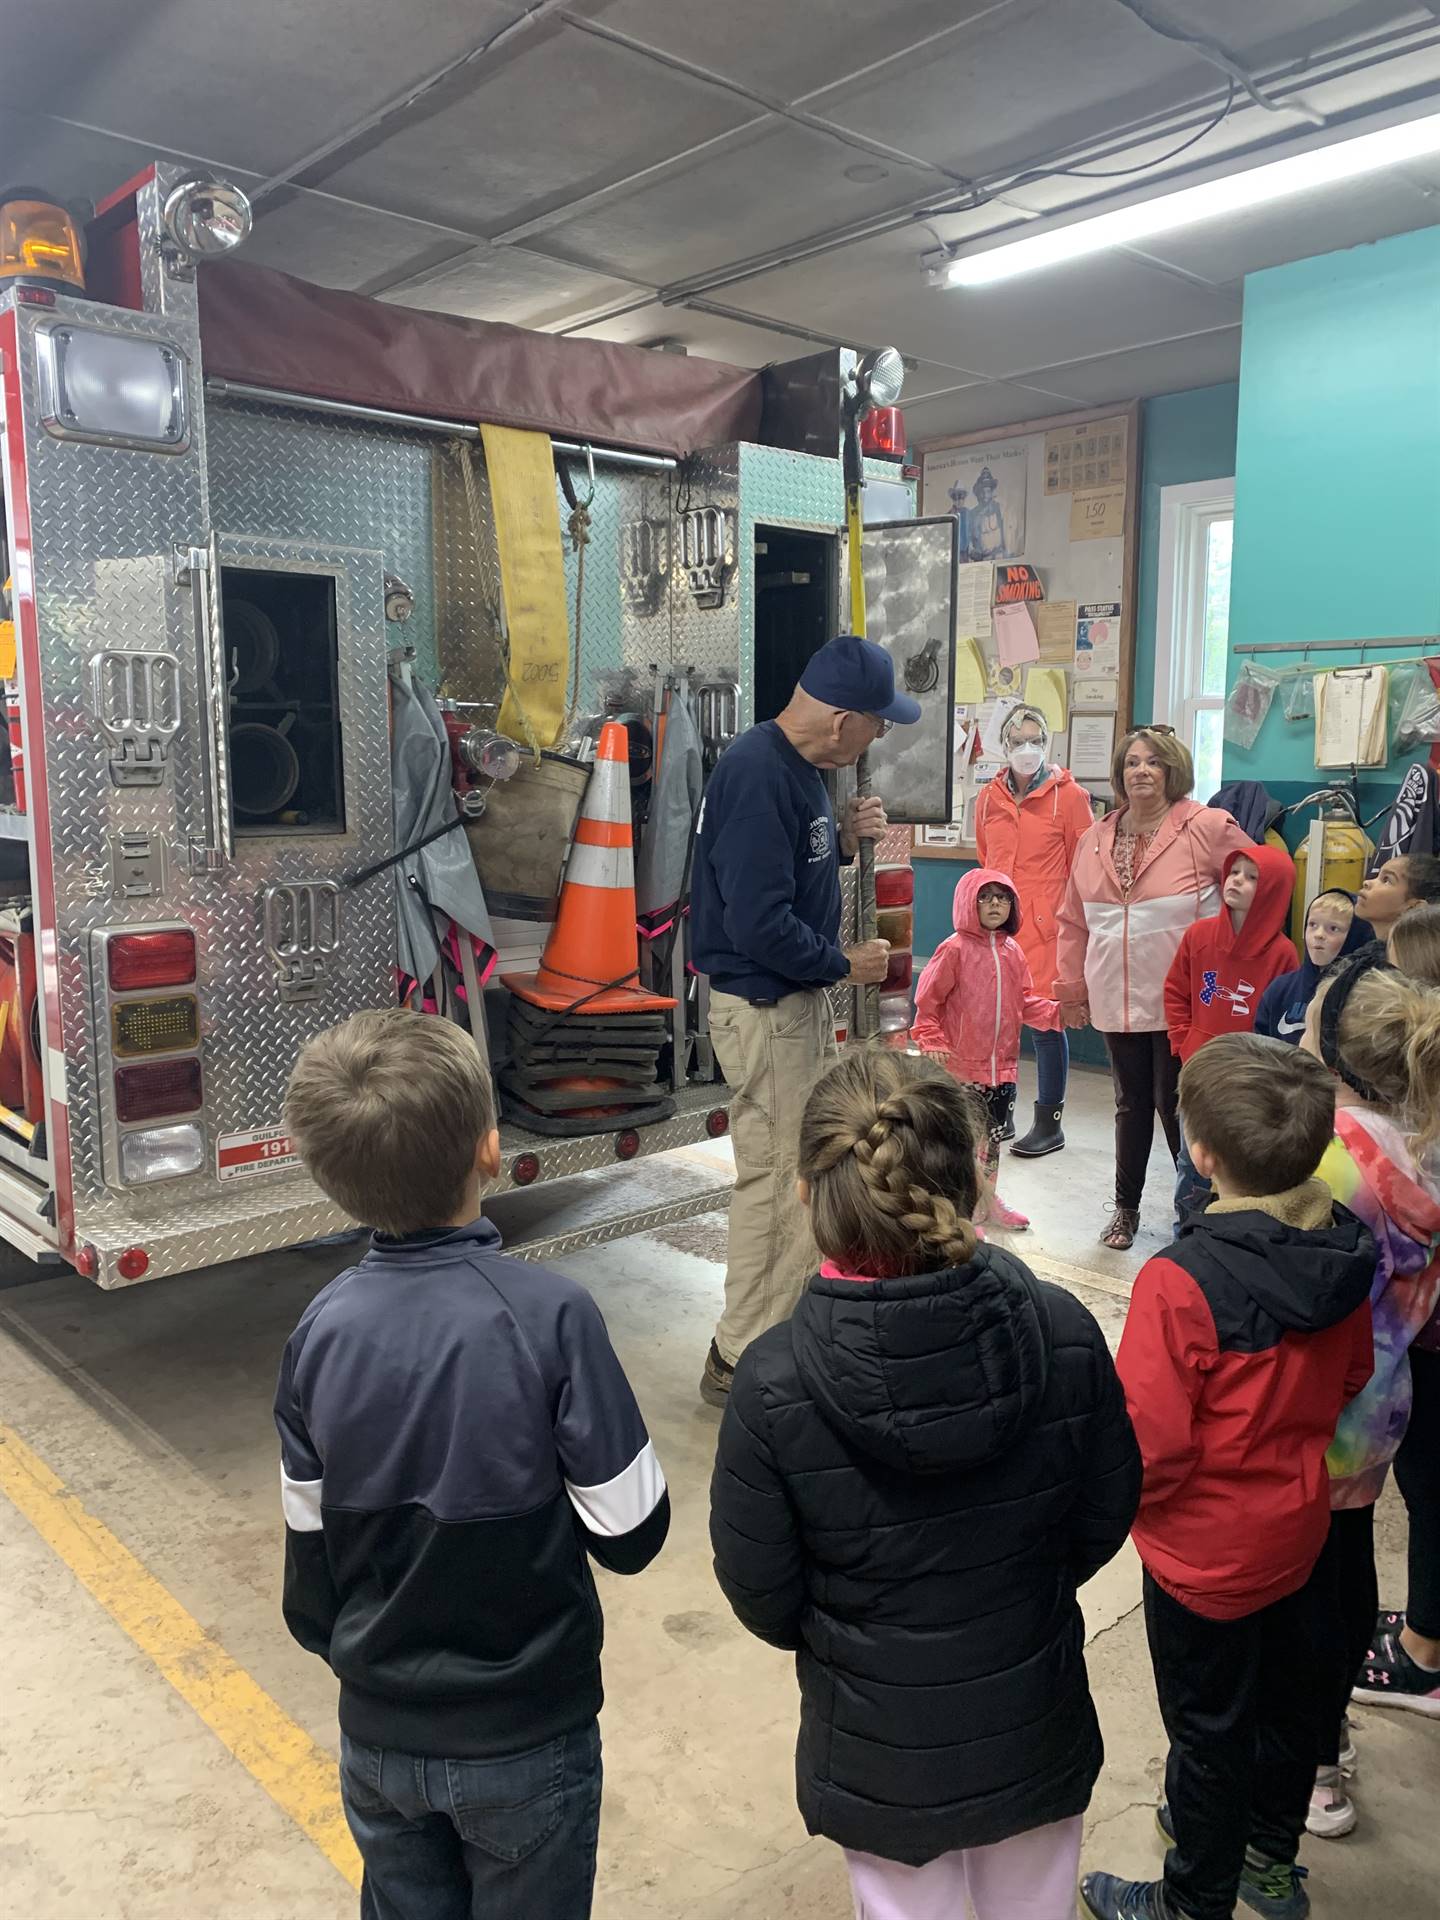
[847,346,905,418]
[0,187,87,294]
[160,179,253,267]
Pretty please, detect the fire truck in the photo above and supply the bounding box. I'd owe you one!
[0,162,957,1287]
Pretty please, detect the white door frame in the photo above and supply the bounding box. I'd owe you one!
[1152,476,1236,740]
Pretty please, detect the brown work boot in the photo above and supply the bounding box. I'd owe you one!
[700,1340,734,1407]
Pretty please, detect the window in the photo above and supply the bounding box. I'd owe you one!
[1154,480,1234,804]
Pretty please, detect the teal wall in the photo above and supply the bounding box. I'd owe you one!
[1134,383,1240,725]
[1225,225,1440,809]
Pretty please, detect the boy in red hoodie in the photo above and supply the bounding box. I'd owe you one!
[1165,844,1297,1226]
[1083,1034,1374,1920]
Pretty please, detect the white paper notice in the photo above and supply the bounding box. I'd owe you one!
[1075,603,1122,675]
[1072,676,1119,709]
[980,696,1020,760]
[1069,713,1116,781]
[955,562,994,640]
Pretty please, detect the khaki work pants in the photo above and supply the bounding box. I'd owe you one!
[709,987,839,1367]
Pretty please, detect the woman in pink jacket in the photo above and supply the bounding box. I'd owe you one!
[1055,728,1251,1250]
[914,866,1060,1231]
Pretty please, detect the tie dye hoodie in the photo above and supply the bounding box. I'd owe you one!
[1318,1105,1440,1508]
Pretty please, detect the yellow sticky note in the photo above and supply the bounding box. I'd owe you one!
[955,636,987,703]
[1024,666,1068,732]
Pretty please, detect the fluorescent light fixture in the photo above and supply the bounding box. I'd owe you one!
[945,109,1440,287]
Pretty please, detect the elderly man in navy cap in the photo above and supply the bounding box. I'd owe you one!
[690,634,921,1405]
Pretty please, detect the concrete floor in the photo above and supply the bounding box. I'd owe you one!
[2,1060,1435,1916]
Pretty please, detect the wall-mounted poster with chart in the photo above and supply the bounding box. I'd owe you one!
[916,402,1140,857]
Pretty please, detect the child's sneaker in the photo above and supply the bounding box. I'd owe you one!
[1305,1765,1357,1838]
[1351,1625,1440,1716]
[1080,1873,1180,1920]
[987,1190,1030,1230]
[1237,1851,1309,1919]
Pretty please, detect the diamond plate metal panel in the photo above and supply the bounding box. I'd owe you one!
[861,516,959,825]
[9,295,405,1285]
[207,403,441,685]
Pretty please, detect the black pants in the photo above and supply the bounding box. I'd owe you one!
[1395,1345,1440,1639]
[1145,1568,1327,1920]
[1314,1505,1376,1768]
[1103,1030,1182,1210]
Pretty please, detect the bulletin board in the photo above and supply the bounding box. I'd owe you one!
[911,401,1141,858]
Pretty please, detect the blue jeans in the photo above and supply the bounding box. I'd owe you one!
[1030,1026,1069,1106]
[1174,1126,1213,1234]
[340,1721,602,1920]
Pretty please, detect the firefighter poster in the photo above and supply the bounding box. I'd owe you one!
[921,439,1029,562]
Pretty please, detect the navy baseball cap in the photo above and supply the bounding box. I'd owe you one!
[799,634,922,725]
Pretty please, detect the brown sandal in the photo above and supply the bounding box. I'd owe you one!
[1101,1206,1140,1251]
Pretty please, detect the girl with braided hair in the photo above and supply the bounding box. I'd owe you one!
[709,1049,1142,1920]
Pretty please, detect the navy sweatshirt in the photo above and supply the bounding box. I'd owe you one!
[275,1219,669,1757]
[690,721,850,1000]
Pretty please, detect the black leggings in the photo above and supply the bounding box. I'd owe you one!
[1317,1505,1377,1768]
[1394,1344,1440,1640]
[1102,1029,1182,1210]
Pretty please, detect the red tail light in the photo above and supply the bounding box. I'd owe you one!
[115,1057,202,1122]
[615,1129,641,1161]
[883,951,914,993]
[117,1246,150,1281]
[706,1107,729,1138]
[511,1152,540,1186]
[107,929,196,991]
[876,866,914,908]
[860,406,905,459]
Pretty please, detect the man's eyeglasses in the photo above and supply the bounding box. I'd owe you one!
[846,710,892,737]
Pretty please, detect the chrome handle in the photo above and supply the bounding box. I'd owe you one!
[178,542,232,868]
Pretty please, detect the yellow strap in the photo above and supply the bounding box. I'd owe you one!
[479,425,571,751]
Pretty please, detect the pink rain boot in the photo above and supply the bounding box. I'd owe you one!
[987,1190,1030,1231]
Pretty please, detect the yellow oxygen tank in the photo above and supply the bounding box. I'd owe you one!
[1291,797,1371,947]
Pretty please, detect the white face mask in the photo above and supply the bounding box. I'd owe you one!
[1008,742,1045,778]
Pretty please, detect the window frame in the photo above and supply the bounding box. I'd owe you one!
[1153,478,1235,801]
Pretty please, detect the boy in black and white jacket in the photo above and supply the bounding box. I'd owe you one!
[276,1009,668,1920]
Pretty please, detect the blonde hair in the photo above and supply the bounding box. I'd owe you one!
[1389,902,1440,985]
[798,1050,980,1277]
[1316,966,1440,1159]
[1111,726,1194,807]
[285,1008,495,1234]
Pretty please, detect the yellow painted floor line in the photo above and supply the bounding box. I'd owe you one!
[1018,1249,1139,1301]
[0,1423,361,1890]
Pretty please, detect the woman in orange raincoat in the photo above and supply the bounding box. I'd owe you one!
[974,706,1094,1156]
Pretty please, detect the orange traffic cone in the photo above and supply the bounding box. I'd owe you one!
[503,722,676,1015]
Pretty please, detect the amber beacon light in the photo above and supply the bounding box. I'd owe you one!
[0,190,86,292]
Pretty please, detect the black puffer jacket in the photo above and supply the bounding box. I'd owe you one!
[710,1245,1141,1864]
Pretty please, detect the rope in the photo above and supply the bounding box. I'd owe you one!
[556,458,593,744]
[452,438,543,767]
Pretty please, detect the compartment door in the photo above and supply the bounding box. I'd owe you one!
[200,534,395,1160]
[859,517,959,826]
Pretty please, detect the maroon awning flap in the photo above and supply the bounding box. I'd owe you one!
[197,261,762,458]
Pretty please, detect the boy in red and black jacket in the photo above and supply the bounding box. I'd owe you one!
[1165,843,1298,1227]
[1083,1034,1374,1920]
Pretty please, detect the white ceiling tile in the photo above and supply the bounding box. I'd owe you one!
[379,250,643,329]
[245,195,469,291]
[533,122,948,283]
[906,380,1087,442]
[1034,327,1243,405]
[735,225,1243,376]
[1130,174,1440,285]
[569,300,859,365]
[318,29,752,232]
[2,2,529,178]
[818,0,1212,178]
[565,0,989,97]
